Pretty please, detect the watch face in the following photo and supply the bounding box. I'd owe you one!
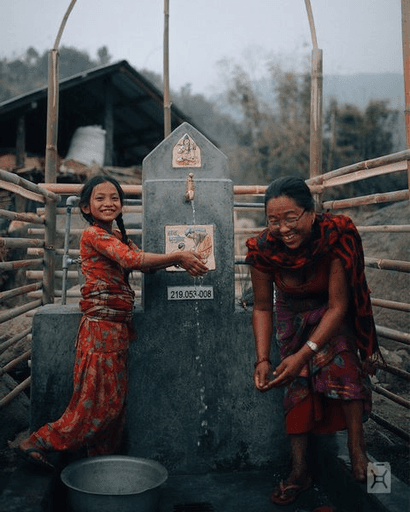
[307,340,318,352]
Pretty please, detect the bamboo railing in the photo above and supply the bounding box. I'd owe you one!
[1,147,410,445]
[0,170,59,409]
[0,0,407,468]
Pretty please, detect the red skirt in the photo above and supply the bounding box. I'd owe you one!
[285,350,371,435]
[30,316,129,456]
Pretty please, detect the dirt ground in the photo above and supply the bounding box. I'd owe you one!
[0,200,409,490]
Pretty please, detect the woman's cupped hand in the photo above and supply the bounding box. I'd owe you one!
[254,353,308,392]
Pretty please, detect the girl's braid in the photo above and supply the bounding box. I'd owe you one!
[116,213,129,245]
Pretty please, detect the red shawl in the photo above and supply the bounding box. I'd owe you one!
[245,212,379,361]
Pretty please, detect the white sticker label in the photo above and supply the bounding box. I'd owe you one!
[167,286,214,301]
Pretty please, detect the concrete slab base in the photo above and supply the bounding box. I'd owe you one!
[1,440,408,512]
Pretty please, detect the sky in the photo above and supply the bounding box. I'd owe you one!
[0,0,404,96]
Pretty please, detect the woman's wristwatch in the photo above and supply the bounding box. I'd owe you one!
[306,340,319,353]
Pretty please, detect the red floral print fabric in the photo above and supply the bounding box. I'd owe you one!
[245,214,377,434]
[29,225,144,455]
[246,212,379,360]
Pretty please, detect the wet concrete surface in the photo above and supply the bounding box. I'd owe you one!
[0,461,339,512]
[1,432,409,512]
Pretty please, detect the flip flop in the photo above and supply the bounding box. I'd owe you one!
[270,478,312,506]
[15,446,55,471]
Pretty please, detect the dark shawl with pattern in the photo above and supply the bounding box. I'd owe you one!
[245,212,379,361]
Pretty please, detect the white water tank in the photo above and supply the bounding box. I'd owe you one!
[66,125,106,166]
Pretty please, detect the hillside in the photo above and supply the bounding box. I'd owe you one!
[323,73,404,109]
[212,73,406,151]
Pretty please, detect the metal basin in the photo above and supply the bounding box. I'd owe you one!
[60,455,168,512]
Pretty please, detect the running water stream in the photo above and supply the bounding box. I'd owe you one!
[189,199,209,447]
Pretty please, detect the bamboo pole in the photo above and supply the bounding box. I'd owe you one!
[0,282,42,302]
[357,225,410,233]
[0,237,45,249]
[28,248,80,257]
[36,205,142,215]
[0,181,45,203]
[163,0,171,137]
[39,183,143,195]
[365,257,410,273]
[306,150,410,184]
[375,362,410,382]
[0,258,43,271]
[322,189,409,210]
[27,271,79,280]
[0,376,31,408]
[0,300,42,324]
[0,328,31,355]
[370,412,410,443]
[0,350,31,377]
[223,221,401,235]
[402,0,410,190]
[371,297,410,312]
[43,0,77,305]
[322,161,407,188]
[0,209,45,224]
[0,170,59,202]
[27,228,142,236]
[304,0,323,209]
[371,383,410,409]
[376,325,410,345]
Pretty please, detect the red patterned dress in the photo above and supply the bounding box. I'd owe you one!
[29,224,143,456]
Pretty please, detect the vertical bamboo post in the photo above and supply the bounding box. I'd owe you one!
[304,0,323,207]
[43,48,59,305]
[309,49,323,180]
[402,0,410,191]
[43,0,77,304]
[163,0,171,138]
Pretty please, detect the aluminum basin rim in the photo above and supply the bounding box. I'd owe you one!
[61,455,168,495]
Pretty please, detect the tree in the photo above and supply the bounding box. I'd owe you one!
[322,98,400,198]
[218,58,312,184]
[0,46,111,103]
[97,46,111,66]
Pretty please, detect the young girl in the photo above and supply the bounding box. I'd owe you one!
[18,176,208,469]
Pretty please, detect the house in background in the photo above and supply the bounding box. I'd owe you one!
[0,59,203,191]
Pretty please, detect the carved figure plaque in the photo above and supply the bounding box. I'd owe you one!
[172,133,201,168]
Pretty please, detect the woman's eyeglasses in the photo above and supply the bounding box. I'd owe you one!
[268,209,306,229]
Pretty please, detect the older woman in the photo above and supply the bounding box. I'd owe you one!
[246,176,379,506]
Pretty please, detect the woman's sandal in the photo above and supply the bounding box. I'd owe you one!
[270,478,312,506]
[15,446,55,471]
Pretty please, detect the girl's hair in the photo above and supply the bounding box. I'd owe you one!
[264,176,315,212]
[79,175,129,245]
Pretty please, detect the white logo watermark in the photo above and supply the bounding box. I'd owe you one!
[367,462,391,494]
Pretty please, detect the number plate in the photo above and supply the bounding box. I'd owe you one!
[167,286,214,301]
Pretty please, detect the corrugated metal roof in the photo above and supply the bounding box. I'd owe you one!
[0,60,206,167]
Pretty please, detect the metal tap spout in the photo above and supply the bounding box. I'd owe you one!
[185,172,195,202]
